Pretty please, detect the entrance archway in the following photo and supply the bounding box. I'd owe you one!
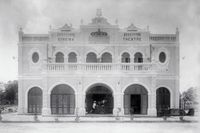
[51,84,75,114]
[124,84,148,114]
[85,85,113,114]
[156,87,170,116]
[28,87,42,114]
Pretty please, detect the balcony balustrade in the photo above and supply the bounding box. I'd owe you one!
[46,63,155,73]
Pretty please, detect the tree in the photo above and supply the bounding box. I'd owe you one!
[0,90,5,105]
[181,87,198,110]
[4,80,18,105]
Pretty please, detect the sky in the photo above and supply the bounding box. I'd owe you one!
[0,0,199,92]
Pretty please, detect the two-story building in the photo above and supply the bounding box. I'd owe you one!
[18,9,180,116]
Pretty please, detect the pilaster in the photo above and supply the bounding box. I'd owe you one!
[42,71,51,116]
[148,77,157,116]
[76,81,85,115]
[17,80,24,114]
[113,81,124,115]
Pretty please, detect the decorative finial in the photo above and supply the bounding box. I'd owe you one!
[115,19,118,25]
[147,25,149,31]
[80,19,83,24]
[19,26,23,31]
[96,8,102,17]
[131,22,134,26]
[176,27,179,32]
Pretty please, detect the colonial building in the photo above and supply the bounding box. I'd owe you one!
[18,9,180,116]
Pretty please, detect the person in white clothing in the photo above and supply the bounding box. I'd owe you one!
[90,101,96,113]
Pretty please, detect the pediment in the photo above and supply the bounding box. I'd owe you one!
[59,24,72,31]
[127,23,141,31]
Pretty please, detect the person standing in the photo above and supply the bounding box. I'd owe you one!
[91,101,96,113]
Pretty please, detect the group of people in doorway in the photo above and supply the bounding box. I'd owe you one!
[90,100,107,114]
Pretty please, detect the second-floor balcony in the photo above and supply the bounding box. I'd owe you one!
[44,50,158,74]
[46,63,155,74]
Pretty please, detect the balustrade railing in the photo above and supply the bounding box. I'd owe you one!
[46,63,154,73]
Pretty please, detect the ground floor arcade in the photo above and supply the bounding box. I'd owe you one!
[24,82,174,116]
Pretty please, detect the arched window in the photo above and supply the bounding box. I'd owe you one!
[121,52,130,63]
[68,52,77,63]
[51,84,75,114]
[134,52,143,63]
[28,87,42,114]
[156,87,170,116]
[55,52,64,63]
[86,52,97,63]
[101,52,112,63]
[32,52,39,63]
[159,52,166,63]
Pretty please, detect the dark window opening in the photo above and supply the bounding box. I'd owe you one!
[121,52,130,63]
[86,52,97,63]
[68,52,77,63]
[134,52,143,63]
[55,52,64,63]
[159,52,166,63]
[32,52,39,63]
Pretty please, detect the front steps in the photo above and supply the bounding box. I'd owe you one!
[0,113,197,122]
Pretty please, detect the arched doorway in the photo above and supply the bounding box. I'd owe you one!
[156,87,170,116]
[51,84,75,115]
[28,87,42,114]
[85,84,113,114]
[124,84,148,114]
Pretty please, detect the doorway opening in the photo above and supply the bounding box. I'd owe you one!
[85,85,113,114]
[130,94,141,114]
[124,84,148,115]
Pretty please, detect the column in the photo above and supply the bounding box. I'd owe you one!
[17,45,24,114]
[42,77,51,116]
[113,82,124,116]
[175,78,180,108]
[113,92,124,116]
[76,82,85,116]
[120,92,124,115]
[147,77,157,116]
[130,55,133,63]
[113,93,118,116]
[17,80,24,114]
[148,92,157,116]
[42,91,51,115]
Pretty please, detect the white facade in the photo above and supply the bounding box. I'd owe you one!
[18,10,180,116]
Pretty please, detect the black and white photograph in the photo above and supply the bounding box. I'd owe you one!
[0,0,199,133]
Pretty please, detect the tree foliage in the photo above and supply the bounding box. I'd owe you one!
[182,87,197,102]
[181,87,198,109]
[0,80,18,105]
